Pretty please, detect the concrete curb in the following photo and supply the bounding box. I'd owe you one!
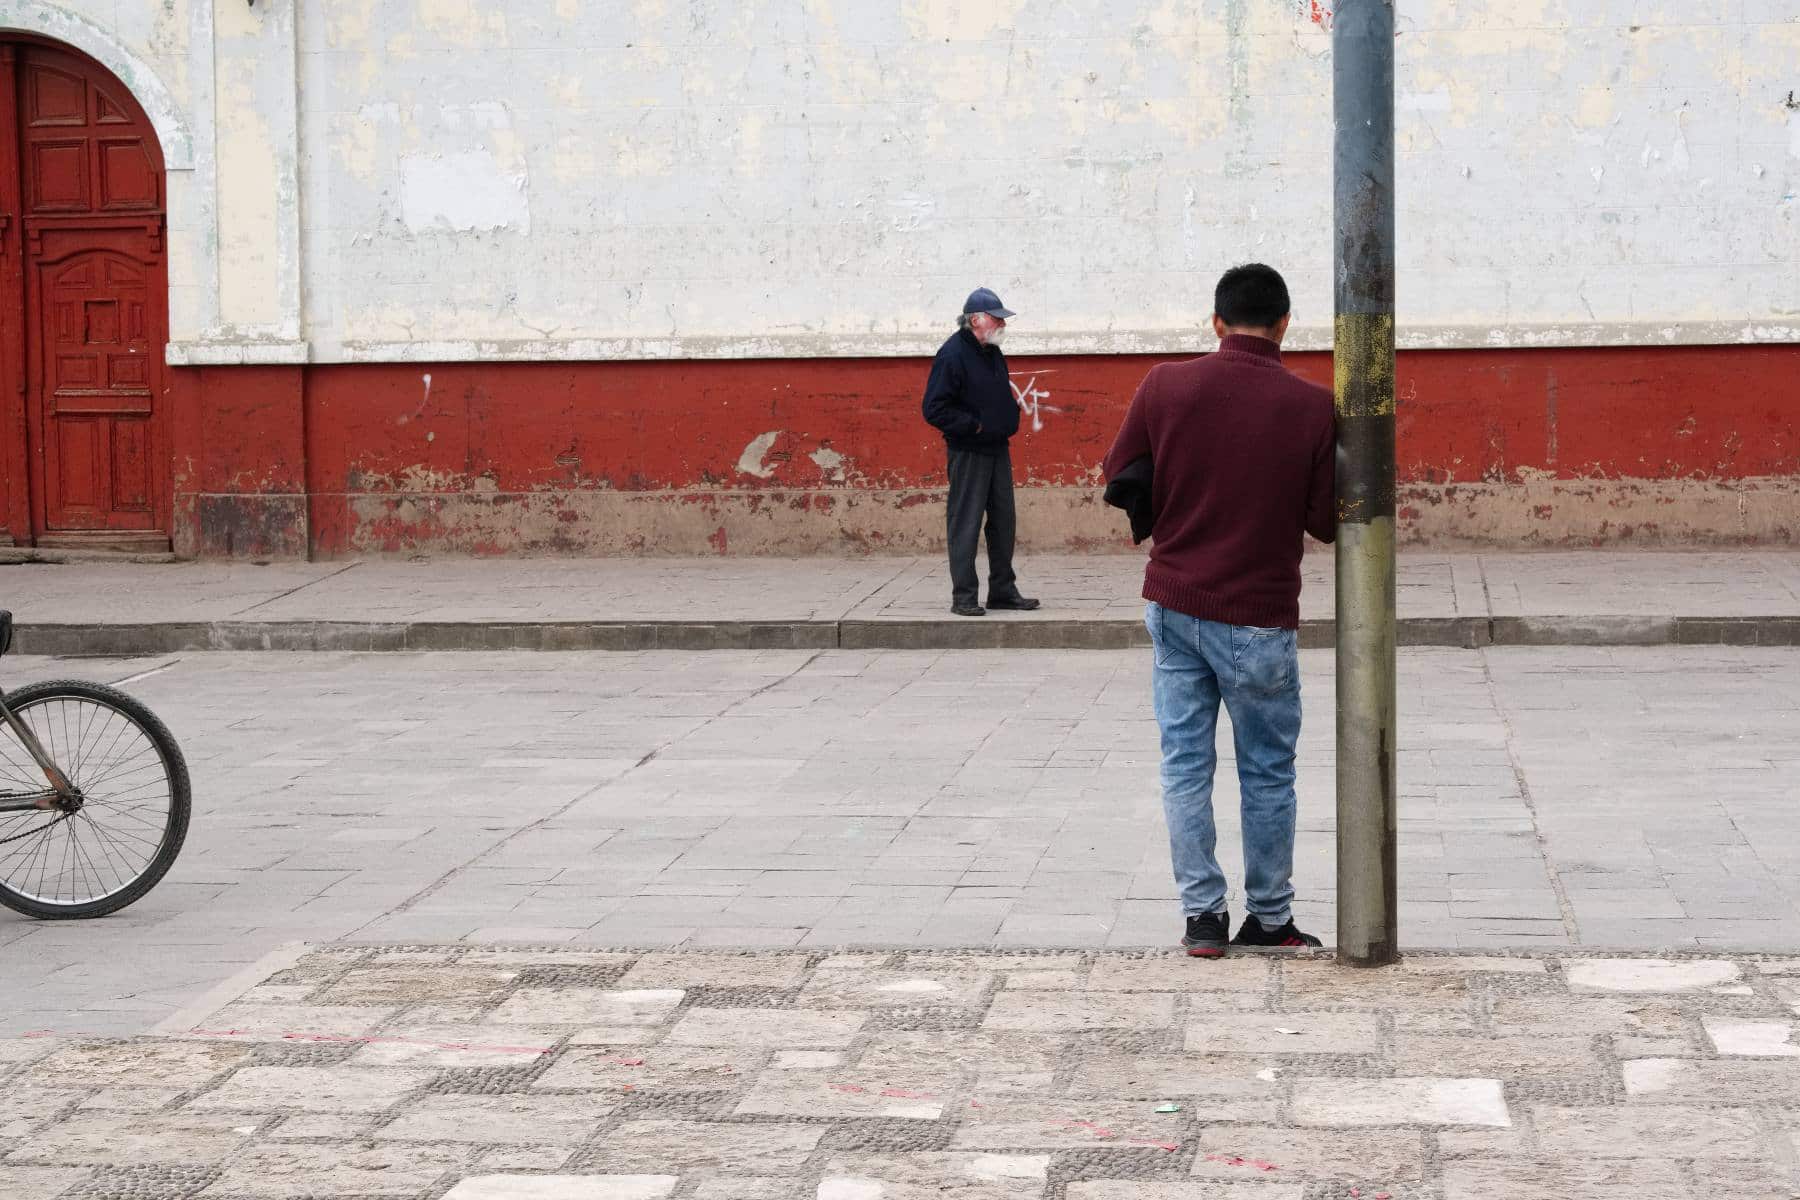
[14,614,1800,654]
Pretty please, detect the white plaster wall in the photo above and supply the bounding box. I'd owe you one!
[12,2,1800,363]
[293,0,1800,360]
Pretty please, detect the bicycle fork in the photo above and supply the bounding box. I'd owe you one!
[0,692,78,812]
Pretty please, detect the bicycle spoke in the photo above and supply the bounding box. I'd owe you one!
[0,690,181,909]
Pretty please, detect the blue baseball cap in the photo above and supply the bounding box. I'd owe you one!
[962,287,1015,320]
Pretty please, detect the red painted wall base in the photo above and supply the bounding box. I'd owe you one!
[157,343,1799,558]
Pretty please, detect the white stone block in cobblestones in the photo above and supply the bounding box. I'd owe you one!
[735,1072,946,1120]
[476,1146,576,1171]
[691,1181,802,1199]
[378,1094,615,1144]
[444,1177,676,1200]
[1002,969,1088,989]
[1192,1126,1425,1182]
[588,1118,824,1171]
[317,966,517,1005]
[860,1031,1057,1091]
[187,1066,433,1113]
[950,1099,1190,1149]
[1086,956,1269,992]
[1292,1077,1511,1127]
[0,1167,90,1200]
[348,1026,559,1068]
[204,1144,470,1196]
[1703,1017,1800,1057]
[1562,958,1739,992]
[7,1111,255,1165]
[534,1045,758,1092]
[179,1003,399,1041]
[1623,1056,1800,1101]
[489,988,684,1026]
[617,952,809,989]
[819,1152,1049,1197]
[76,1086,188,1111]
[801,970,992,1009]
[771,1050,845,1069]
[667,1007,866,1048]
[1529,1104,1771,1160]
[0,1039,56,1069]
[1392,1034,1598,1079]
[983,991,1176,1031]
[1441,1156,1689,1200]
[1185,1013,1379,1055]
[1402,956,1547,974]
[1072,1185,1305,1200]
[568,1025,663,1045]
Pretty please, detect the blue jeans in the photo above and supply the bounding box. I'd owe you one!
[1145,602,1302,925]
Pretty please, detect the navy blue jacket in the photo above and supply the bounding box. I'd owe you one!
[921,327,1019,454]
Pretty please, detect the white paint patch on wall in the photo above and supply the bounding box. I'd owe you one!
[400,151,531,235]
[737,432,782,479]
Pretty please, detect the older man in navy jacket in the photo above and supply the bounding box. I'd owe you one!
[921,287,1039,617]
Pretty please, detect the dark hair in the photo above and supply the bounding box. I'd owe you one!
[1214,263,1290,329]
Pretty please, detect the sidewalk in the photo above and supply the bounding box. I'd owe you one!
[2,943,1796,1199]
[6,550,1800,653]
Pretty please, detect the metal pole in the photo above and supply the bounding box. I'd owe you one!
[1332,0,1398,967]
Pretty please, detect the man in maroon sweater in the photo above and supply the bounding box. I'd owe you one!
[1103,264,1336,958]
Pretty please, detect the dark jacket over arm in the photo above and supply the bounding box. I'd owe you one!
[921,351,980,441]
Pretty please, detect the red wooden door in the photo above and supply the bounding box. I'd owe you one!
[0,41,167,548]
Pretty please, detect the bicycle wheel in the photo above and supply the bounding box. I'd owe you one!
[0,679,190,919]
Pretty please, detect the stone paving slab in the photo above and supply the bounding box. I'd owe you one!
[4,946,1800,1199]
[7,551,1800,652]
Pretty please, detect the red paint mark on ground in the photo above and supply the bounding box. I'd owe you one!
[708,524,729,554]
[1203,1153,1282,1172]
[1308,1,1333,27]
[1127,1139,1183,1152]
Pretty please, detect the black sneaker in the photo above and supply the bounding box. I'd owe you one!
[1231,916,1323,949]
[986,595,1040,611]
[951,603,987,617]
[1181,911,1230,958]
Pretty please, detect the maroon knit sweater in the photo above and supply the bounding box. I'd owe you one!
[1102,334,1337,630]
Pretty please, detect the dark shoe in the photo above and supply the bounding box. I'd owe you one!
[951,603,987,617]
[1231,916,1323,949]
[986,595,1040,611]
[1181,911,1230,958]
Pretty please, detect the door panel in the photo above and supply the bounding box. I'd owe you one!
[1,41,168,544]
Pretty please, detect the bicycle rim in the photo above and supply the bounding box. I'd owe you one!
[0,691,178,908]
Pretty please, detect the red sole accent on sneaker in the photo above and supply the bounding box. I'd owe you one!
[1185,946,1226,958]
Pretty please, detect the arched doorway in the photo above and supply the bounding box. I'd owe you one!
[0,38,168,551]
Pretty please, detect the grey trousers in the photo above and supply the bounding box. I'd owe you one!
[946,446,1019,607]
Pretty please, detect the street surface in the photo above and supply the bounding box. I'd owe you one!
[2,646,1796,1039]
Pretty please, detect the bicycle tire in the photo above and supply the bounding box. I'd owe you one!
[0,679,191,919]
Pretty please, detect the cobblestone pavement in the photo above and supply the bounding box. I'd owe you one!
[3,647,1797,1039]
[2,946,1798,1199]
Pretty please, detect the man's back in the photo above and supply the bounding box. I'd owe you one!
[1103,334,1335,629]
